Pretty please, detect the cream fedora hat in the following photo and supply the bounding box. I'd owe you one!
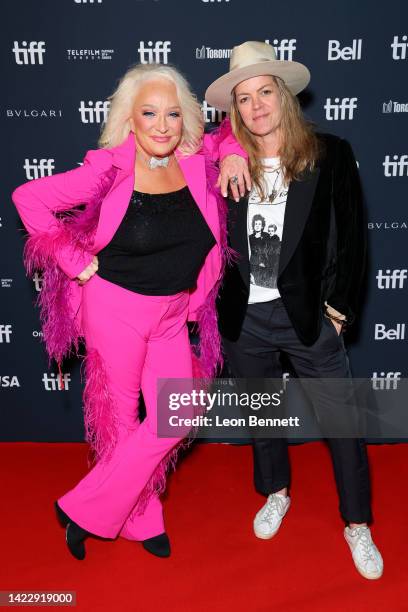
[205,40,310,112]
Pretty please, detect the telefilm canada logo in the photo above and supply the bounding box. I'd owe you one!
[67,49,114,61]
[1,279,13,288]
[24,159,55,180]
[12,41,45,65]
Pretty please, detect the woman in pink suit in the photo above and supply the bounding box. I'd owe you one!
[12,63,248,560]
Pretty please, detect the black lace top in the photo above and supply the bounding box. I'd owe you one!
[97,185,216,295]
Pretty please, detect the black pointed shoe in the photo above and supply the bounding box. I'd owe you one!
[142,533,171,558]
[54,501,89,561]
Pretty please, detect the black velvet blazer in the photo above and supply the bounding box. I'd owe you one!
[217,133,366,346]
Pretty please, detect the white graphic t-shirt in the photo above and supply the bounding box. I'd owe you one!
[247,158,288,304]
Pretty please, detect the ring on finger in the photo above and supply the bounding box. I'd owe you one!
[229,175,239,185]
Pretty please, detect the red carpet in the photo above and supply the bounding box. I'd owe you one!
[0,442,406,611]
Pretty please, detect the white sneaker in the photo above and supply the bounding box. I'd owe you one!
[253,493,290,539]
[344,525,384,579]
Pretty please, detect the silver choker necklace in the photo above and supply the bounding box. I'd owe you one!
[149,156,170,170]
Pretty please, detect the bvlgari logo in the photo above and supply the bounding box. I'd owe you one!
[368,221,407,230]
[6,109,62,119]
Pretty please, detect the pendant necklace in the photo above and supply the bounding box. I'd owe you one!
[267,168,281,204]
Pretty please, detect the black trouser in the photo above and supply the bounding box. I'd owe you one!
[222,298,372,525]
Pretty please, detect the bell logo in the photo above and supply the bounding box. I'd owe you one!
[12,41,46,65]
[24,159,55,180]
[383,155,408,177]
[374,323,406,340]
[376,269,407,289]
[328,39,362,61]
[42,372,71,391]
[0,325,12,343]
[138,41,171,64]
[391,35,408,60]
[78,100,110,124]
[324,97,358,120]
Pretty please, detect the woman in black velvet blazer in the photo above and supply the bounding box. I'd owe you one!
[217,131,365,346]
[205,41,383,580]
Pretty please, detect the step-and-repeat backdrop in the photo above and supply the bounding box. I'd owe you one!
[1,0,407,442]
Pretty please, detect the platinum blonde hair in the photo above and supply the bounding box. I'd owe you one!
[99,63,204,155]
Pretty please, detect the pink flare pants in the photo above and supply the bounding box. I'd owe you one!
[58,274,192,540]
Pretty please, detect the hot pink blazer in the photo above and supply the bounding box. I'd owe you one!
[12,129,245,324]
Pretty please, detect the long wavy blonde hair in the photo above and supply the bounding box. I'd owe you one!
[230,75,320,199]
[99,63,204,155]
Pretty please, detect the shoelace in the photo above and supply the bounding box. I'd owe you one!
[261,495,286,523]
[350,527,377,566]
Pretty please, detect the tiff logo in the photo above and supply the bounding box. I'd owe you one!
[202,100,226,123]
[383,155,408,177]
[138,41,171,64]
[372,372,401,390]
[24,159,55,180]
[12,41,45,65]
[265,39,296,61]
[42,372,71,391]
[33,272,43,292]
[202,0,230,2]
[391,35,408,60]
[328,39,362,61]
[324,97,358,120]
[0,325,12,343]
[74,0,102,3]
[78,100,110,123]
[377,269,407,289]
[374,323,406,340]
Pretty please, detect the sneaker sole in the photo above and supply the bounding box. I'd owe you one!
[253,525,281,539]
[352,561,383,580]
